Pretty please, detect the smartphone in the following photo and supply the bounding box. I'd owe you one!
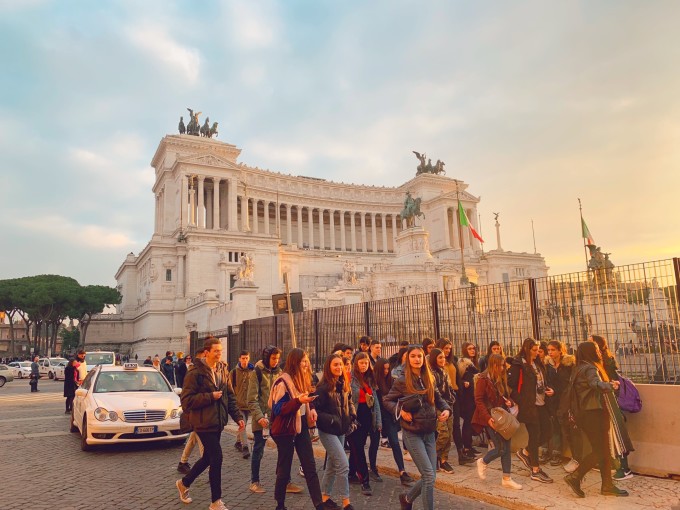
[309,395,319,400]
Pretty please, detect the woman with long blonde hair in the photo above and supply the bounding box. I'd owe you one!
[384,346,451,510]
[472,354,522,490]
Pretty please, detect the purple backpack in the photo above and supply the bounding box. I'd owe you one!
[616,376,642,413]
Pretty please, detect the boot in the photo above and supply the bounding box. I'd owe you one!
[601,484,629,497]
[564,473,585,498]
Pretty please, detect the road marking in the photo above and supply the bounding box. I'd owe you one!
[0,431,71,441]
[0,393,64,403]
[0,415,67,423]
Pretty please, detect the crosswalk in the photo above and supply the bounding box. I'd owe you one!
[0,392,64,404]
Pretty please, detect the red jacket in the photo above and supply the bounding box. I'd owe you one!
[471,374,511,434]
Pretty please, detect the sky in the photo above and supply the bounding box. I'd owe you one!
[1,0,679,287]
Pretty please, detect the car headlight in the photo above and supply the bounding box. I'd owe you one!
[94,408,119,422]
[170,408,181,419]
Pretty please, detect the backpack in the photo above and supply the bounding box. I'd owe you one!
[616,375,642,413]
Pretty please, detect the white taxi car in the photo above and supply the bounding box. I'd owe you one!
[70,363,188,451]
[8,361,32,379]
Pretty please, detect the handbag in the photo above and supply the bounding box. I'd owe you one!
[396,393,423,419]
[490,407,520,440]
[365,392,375,409]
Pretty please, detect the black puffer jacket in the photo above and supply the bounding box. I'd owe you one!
[383,375,450,434]
[546,355,575,415]
[180,359,243,432]
[315,376,356,436]
[507,356,548,424]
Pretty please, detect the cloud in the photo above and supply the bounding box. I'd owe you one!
[124,24,200,84]
[222,0,281,50]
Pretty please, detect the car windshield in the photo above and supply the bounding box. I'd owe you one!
[85,353,114,366]
[93,371,171,393]
[50,358,67,365]
[20,362,32,368]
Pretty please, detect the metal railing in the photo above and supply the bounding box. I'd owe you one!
[201,257,680,383]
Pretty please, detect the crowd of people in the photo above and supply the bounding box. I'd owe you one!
[173,334,635,510]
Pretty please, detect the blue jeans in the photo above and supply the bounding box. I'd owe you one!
[251,429,266,483]
[483,427,512,474]
[403,430,437,510]
[318,430,350,500]
[381,413,405,472]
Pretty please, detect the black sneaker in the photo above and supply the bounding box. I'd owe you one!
[601,485,629,497]
[242,446,251,459]
[530,469,554,483]
[516,449,531,470]
[400,472,414,486]
[348,474,361,485]
[370,468,383,482]
[234,441,242,451]
[564,474,585,498]
[322,498,342,510]
[399,493,413,510]
[177,462,191,474]
[343,505,355,510]
[361,482,372,496]
[440,461,454,474]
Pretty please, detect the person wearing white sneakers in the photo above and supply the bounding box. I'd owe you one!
[472,354,522,490]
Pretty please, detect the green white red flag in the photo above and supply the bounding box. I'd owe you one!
[458,201,484,243]
[581,218,594,245]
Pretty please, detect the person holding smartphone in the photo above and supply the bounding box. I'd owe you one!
[269,348,337,510]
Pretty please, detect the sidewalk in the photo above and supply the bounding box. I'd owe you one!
[224,421,680,510]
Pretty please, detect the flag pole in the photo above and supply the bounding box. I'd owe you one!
[455,180,469,286]
[578,198,589,271]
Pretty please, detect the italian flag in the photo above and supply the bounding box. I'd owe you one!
[458,201,484,243]
[581,218,594,245]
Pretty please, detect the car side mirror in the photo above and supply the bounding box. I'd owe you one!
[174,387,182,395]
[75,388,87,397]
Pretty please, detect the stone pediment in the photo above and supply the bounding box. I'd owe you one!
[178,153,238,169]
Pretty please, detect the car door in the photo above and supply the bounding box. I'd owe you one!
[73,370,96,430]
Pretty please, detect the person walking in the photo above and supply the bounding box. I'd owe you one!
[63,359,77,413]
[348,352,382,495]
[162,356,176,386]
[508,338,554,483]
[315,353,357,510]
[457,342,480,459]
[143,355,153,366]
[230,350,254,459]
[175,337,245,510]
[564,342,629,498]
[472,354,522,490]
[269,348,335,510]
[29,356,40,392]
[177,349,206,474]
[176,355,191,388]
[246,345,290,494]
[428,348,457,474]
[384,345,451,510]
[374,357,414,486]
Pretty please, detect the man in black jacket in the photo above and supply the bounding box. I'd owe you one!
[176,337,244,510]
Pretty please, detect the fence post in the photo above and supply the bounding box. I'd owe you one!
[674,258,680,312]
[431,292,441,340]
[528,278,541,340]
[364,302,371,337]
[314,309,320,372]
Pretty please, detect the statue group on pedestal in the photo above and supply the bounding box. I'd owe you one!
[587,244,615,287]
[412,151,446,175]
[400,191,425,228]
[178,108,218,138]
[236,253,254,282]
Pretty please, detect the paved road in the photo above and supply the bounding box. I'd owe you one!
[0,379,500,510]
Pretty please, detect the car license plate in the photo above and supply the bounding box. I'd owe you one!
[134,426,157,434]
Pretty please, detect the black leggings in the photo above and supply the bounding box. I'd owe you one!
[525,404,552,468]
[182,430,223,503]
[575,409,613,486]
[348,403,373,482]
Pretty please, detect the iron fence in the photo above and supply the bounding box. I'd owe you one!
[204,257,680,383]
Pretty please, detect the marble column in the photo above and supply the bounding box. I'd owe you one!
[350,212,357,252]
[381,213,388,252]
[197,177,205,228]
[370,213,377,252]
[154,193,160,233]
[339,211,346,251]
[297,206,303,246]
[241,197,249,231]
[308,207,315,249]
[205,187,213,229]
[319,209,325,250]
[264,201,270,235]
[180,175,188,229]
[252,200,259,234]
[360,213,367,252]
[329,210,336,251]
[189,179,196,226]
[392,214,397,244]
[176,254,185,297]
[286,204,292,245]
[443,207,452,248]
[228,178,237,231]
[212,179,220,230]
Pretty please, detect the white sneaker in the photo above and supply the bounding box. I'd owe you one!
[502,478,522,490]
[208,500,228,510]
[176,479,192,504]
[563,459,579,473]
[249,482,266,493]
[476,458,487,480]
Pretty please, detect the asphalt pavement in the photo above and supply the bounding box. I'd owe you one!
[0,378,499,510]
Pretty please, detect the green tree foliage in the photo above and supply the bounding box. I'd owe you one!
[0,276,121,355]
[59,326,80,353]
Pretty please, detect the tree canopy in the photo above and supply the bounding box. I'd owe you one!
[0,275,121,356]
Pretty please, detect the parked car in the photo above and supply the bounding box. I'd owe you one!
[84,351,116,371]
[8,361,33,379]
[38,357,68,379]
[0,365,15,387]
[70,363,187,451]
[53,361,68,381]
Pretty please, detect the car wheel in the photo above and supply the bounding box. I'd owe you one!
[80,418,93,451]
[48,372,54,380]
[70,411,79,433]
[18,372,23,379]
[0,377,5,387]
